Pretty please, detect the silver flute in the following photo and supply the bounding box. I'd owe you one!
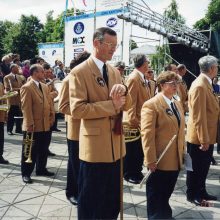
[140,134,177,188]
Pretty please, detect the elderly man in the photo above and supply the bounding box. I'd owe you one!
[123,54,155,184]
[186,55,219,206]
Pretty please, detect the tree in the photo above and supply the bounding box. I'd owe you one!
[164,0,185,24]
[0,21,14,58]
[150,44,171,74]
[194,0,220,31]
[150,0,184,74]
[3,15,43,60]
[130,39,138,50]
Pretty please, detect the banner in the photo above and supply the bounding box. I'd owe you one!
[73,0,124,11]
[38,42,64,66]
[65,7,130,66]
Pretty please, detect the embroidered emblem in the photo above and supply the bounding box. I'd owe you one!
[96,76,105,87]
[166,108,173,116]
[142,81,147,87]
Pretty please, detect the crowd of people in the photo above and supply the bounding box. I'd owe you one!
[0,26,219,220]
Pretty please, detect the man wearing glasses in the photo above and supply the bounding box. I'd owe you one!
[69,27,131,219]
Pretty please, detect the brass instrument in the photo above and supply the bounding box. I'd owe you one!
[123,122,141,142]
[23,132,34,163]
[0,104,9,111]
[0,91,18,100]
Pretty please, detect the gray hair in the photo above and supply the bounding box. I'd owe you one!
[198,55,218,73]
[133,54,148,68]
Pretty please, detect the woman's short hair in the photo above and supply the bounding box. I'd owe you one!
[156,71,179,92]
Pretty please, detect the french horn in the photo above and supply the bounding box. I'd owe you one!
[123,121,141,143]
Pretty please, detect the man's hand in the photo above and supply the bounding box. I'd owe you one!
[110,84,126,98]
[199,143,209,151]
[148,162,157,172]
[112,95,126,110]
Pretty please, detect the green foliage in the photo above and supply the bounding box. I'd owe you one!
[130,39,138,50]
[2,15,43,60]
[150,0,183,74]
[194,0,220,31]
[0,21,14,58]
[164,0,185,24]
[150,44,171,75]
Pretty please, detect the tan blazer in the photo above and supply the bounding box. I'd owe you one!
[20,79,55,132]
[187,74,219,145]
[178,78,188,112]
[0,83,6,122]
[58,75,80,141]
[3,73,23,106]
[141,93,185,171]
[124,70,155,128]
[69,57,132,163]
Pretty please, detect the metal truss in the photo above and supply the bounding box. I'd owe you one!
[117,0,209,53]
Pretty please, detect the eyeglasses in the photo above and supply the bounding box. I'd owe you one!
[101,41,119,49]
[164,80,181,86]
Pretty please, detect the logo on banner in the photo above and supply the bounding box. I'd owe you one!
[72,37,85,45]
[106,17,117,28]
[74,48,84,52]
[74,22,84,35]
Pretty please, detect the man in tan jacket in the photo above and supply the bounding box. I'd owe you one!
[69,27,131,220]
[0,82,9,164]
[177,64,188,113]
[123,54,155,184]
[20,64,55,184]
[58,51,91,206]
[3,64,23,135]
[186,55,219,205]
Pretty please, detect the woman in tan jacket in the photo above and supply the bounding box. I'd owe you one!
[141,71,185,220]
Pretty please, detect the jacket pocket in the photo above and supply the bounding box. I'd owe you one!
[81,127,100,136]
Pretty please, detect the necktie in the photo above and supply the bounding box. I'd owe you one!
[15,75,18,82]
[39,83,43,93]
[103,64,108,87]
[171,102,180,127]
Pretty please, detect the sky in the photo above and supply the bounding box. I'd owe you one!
[0,0,210,27]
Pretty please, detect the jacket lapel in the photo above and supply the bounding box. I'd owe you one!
[158,93,179,130]
[87,58,109,98]
[30,80,43,99]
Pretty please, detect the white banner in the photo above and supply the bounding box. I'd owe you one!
[65,7,130,66]
[73,0,124,11]
[38,42,64,66]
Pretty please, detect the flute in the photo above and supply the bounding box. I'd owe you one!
[140,134,177,188]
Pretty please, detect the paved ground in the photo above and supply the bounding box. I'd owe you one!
[0,119,220,220]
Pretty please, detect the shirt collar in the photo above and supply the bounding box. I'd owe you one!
[162,93,175,108]
[33,79,40,87]
[137,69,148,83]
[201,73,212,85]
[91,55,105,75]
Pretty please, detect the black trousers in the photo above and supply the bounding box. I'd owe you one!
[0,122,4,156]
[7,105,22,132]
[186,142,213,200]
[124,137,143,178]
[78,160,120,220]
[66,139,79,199]
[21,131,50,177]
[146,170,179,220]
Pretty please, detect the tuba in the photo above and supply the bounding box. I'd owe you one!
[123,121,141,143]
[23,132,34,163]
